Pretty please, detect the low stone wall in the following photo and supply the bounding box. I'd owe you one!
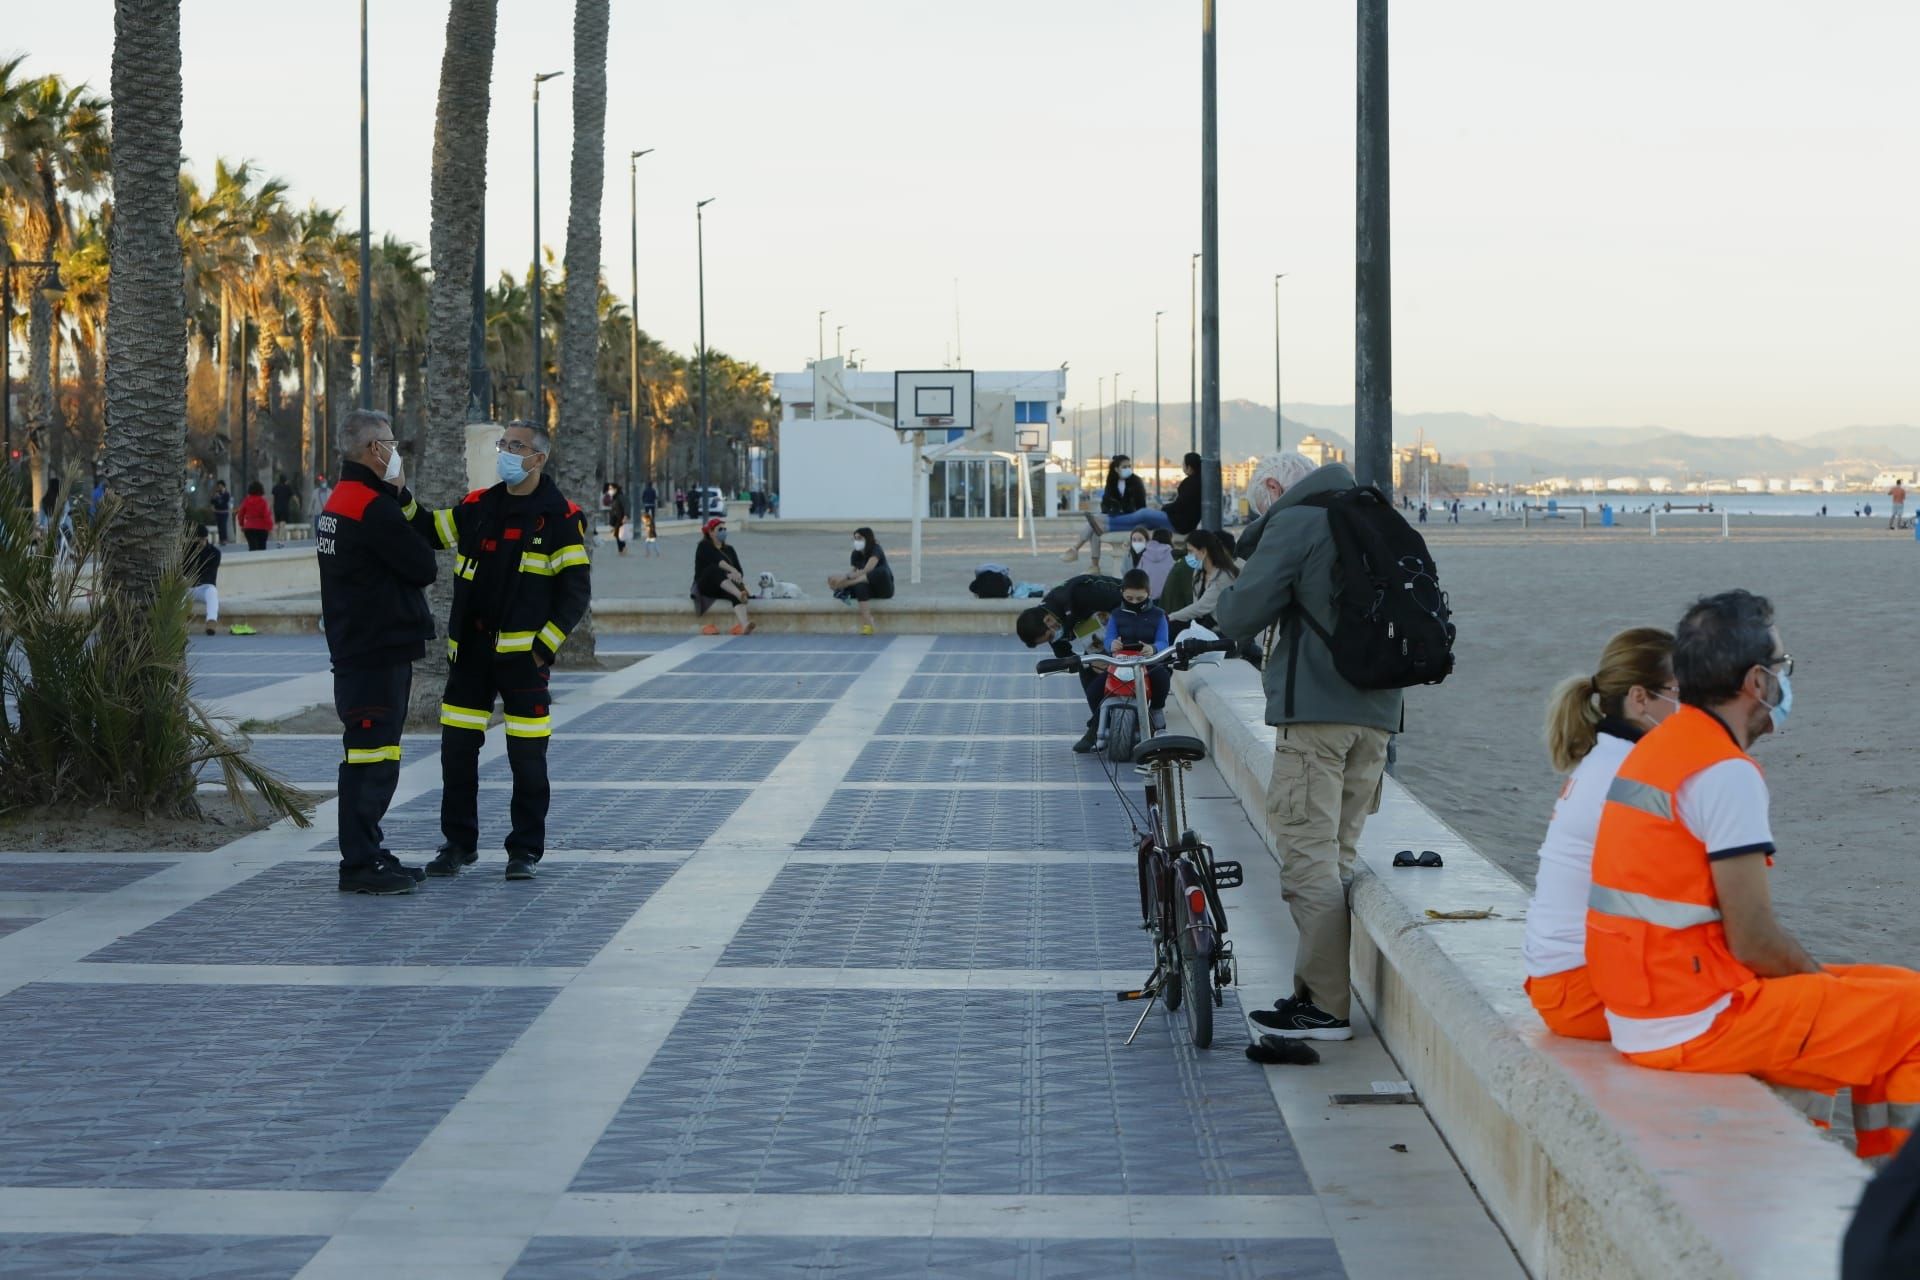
[212,545,317,600]
[221,594,1027,636]
[1174,659,1868,1280]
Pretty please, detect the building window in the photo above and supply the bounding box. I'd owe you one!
[1014,400,1048,424]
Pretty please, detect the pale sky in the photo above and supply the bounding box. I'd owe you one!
[14,1,1919,435]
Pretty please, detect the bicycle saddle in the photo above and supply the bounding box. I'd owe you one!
[1133,733,1207,764]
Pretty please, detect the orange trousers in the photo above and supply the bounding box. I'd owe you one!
[1526,967,1610,1041]
[1624,963,1920,1158]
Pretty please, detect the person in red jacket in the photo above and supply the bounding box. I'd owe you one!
[238,481,274,551]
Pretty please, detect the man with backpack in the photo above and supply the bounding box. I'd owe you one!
[1214,452,1453,1040]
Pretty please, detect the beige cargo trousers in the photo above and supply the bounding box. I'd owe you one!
[1264,722,1391,1020]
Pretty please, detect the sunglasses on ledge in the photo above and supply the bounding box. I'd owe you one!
[1392,850,1444,869]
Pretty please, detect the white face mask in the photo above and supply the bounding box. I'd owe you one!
[1118,467,1133,480]
[1130,538,1146,553]
[852,538,866,552]
[379,441,403,484]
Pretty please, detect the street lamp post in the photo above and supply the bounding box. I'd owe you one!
[1273,273,1286,449]
[1199,0,1224,528]
[1096,375,1104,469]
[835,325,844,359]
[1154,309,1165,497]
[846,347,861,369]
[816,309,827,364]
[1189,252,1198,453]
[358,0,374,410]
[1113,372,1122,458]
[1355,0,1393,495]
[629,148,654,488]
[530,70,565,428]
[696,198,716,518]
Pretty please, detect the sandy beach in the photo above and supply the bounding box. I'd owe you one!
[588,508,1920,966]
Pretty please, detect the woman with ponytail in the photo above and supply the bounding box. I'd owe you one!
[1524,626,1679,1038]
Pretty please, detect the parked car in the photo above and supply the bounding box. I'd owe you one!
[698,486,727,517]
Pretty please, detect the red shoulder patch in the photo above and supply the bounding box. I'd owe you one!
[461,488,489,506]
[326,482,378,521]
[564,501,582,517]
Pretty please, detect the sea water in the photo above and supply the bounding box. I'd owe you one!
[1550,492,1898,519]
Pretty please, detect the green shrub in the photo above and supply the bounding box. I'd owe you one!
[0,477,312,826]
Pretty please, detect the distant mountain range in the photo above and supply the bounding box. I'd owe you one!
[1098,400,1920,484]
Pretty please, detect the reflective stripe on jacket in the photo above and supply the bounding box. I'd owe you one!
[1586,705,1761,1024]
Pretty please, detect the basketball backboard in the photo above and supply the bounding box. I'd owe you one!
[893,370,975,432]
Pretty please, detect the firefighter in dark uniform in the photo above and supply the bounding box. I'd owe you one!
[408,420,591,880]
[316,409,438,895]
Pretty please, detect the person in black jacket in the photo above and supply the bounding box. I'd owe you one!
[407,420,592,882]
[693,516,752,634]
[1016,572,1125,752]
[1163,451,1202,535]
[608,483,630,554]
[185,524,222,636]
[1062,455,1171,568]
[317,410,438,895]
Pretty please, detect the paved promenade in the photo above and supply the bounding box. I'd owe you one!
[0,633,1521,1279]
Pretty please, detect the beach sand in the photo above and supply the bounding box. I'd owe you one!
[1393,514,1920,968]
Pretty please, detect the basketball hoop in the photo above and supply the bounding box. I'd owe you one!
[920,417,955,430]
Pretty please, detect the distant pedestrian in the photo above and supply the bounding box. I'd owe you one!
[211,480,232,544]
[828,526,895,635]
[608,483,630,554]
[1890,481,1907,530]
[641,481,658,521]
[239,482,273,551]
[312,476,333,532]
[185,524,221,636]
[674,488,687,519]
[694,516,752,634]
[271,473,295,546]
[641,508,659,556]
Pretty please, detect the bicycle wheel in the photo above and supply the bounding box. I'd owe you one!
[1180,932,1214,1049]
[1106,705,1138,766]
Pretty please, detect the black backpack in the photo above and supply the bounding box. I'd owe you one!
[1293,485,1455,689]
[970,568,1012,599]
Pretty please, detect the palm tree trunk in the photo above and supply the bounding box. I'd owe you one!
[217,284,233,491]
[553,0,609,668]
[25,288,52,512]
[102,0,188,602]
[299,310,317,507]
[411,0,500,724]
[252,313,274,489]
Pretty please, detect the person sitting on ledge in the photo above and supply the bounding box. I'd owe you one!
[1523,626,1678,1039]
[1062,456,1171,569]
[1589,589,1920,1158]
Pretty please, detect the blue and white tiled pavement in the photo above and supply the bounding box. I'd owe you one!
[0,634,1524,1279]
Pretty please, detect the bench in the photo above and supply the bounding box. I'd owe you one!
[1172,658,1868,1280]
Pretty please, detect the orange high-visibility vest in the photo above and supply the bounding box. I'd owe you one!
[1586,705,1760,1021]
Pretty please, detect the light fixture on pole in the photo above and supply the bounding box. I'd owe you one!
[1112,372,1122,458]
[530,69,565,427]
[696,197,716,519]
[1154,310,1165,498]
[835,325,844,359]
[629,148,654,488]
[1096,375,1105,470]
[1189,251,1199,454]
[816,309,827,363]
[846,347,861,369]
[1273,273,1286,450]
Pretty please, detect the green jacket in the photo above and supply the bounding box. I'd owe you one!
[1159,557,1197,616]
[1212,462,1403,732]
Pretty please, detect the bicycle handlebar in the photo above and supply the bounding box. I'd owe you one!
[1032,637,1232,678]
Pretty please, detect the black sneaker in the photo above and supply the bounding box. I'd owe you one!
[338,861,416,895]
[1072,722,1098,754]
[376,852,427,884]
[1249,998,1353,1041]
[425,845,478,877]
[504,856,537,881]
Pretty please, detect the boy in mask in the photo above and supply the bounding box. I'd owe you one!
[1101,568,1172,734]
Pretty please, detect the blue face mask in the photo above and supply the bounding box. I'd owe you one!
[1762,668,1792,733]
[496,450,528,485]
[1184,554,1202,570]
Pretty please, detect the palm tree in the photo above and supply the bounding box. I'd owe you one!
[555,0,610,666]
[102,0,186,602]
[413,0,501,722]
[285,203,346,506]
[0,70,110,509]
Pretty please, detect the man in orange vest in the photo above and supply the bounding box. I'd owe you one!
[1588,589,1920,1158]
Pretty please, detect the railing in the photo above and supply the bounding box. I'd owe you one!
[1649,507,1730,538]
[1520,503,1588,529]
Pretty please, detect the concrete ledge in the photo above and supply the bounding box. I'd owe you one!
[217,594,1028,635]
[1174,659,1868,1280]
[210,545,317,600]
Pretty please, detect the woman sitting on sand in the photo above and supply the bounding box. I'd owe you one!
[1523,626,1678,1039]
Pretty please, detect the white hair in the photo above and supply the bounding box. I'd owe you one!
[1246,451,1321,512]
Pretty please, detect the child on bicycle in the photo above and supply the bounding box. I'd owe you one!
[1101,568,1172,737]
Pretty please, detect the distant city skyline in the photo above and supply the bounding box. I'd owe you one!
[13,1,1919,436]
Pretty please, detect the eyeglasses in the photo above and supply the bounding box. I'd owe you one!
[495,439,539,456]
[1769,653,1794,677]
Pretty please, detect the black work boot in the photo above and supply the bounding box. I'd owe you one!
[338,861,415,895]
[425,845,478,877]
[504,856,537,881]
[1072,718,1098,754]
[376,852,427,884]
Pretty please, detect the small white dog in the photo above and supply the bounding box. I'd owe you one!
[755,571,806,600]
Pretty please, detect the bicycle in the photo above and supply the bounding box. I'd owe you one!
[1035,637,1243,1048]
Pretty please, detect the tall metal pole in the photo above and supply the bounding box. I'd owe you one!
[1154,310,1164,497]
[1355,0,1393,495]
[1273,273,1286,449]
[468,209,490,423]
[1189,252,1198,453]
[531,71,564,427]
[817,309,826,363]
[630,149,652,483]
[358,0,374,410]
[1096,375,1104,469]
[1113,372,1122,458]
[835,324,844,358]
[1199,0,1223,529]
[697,198,715,517]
